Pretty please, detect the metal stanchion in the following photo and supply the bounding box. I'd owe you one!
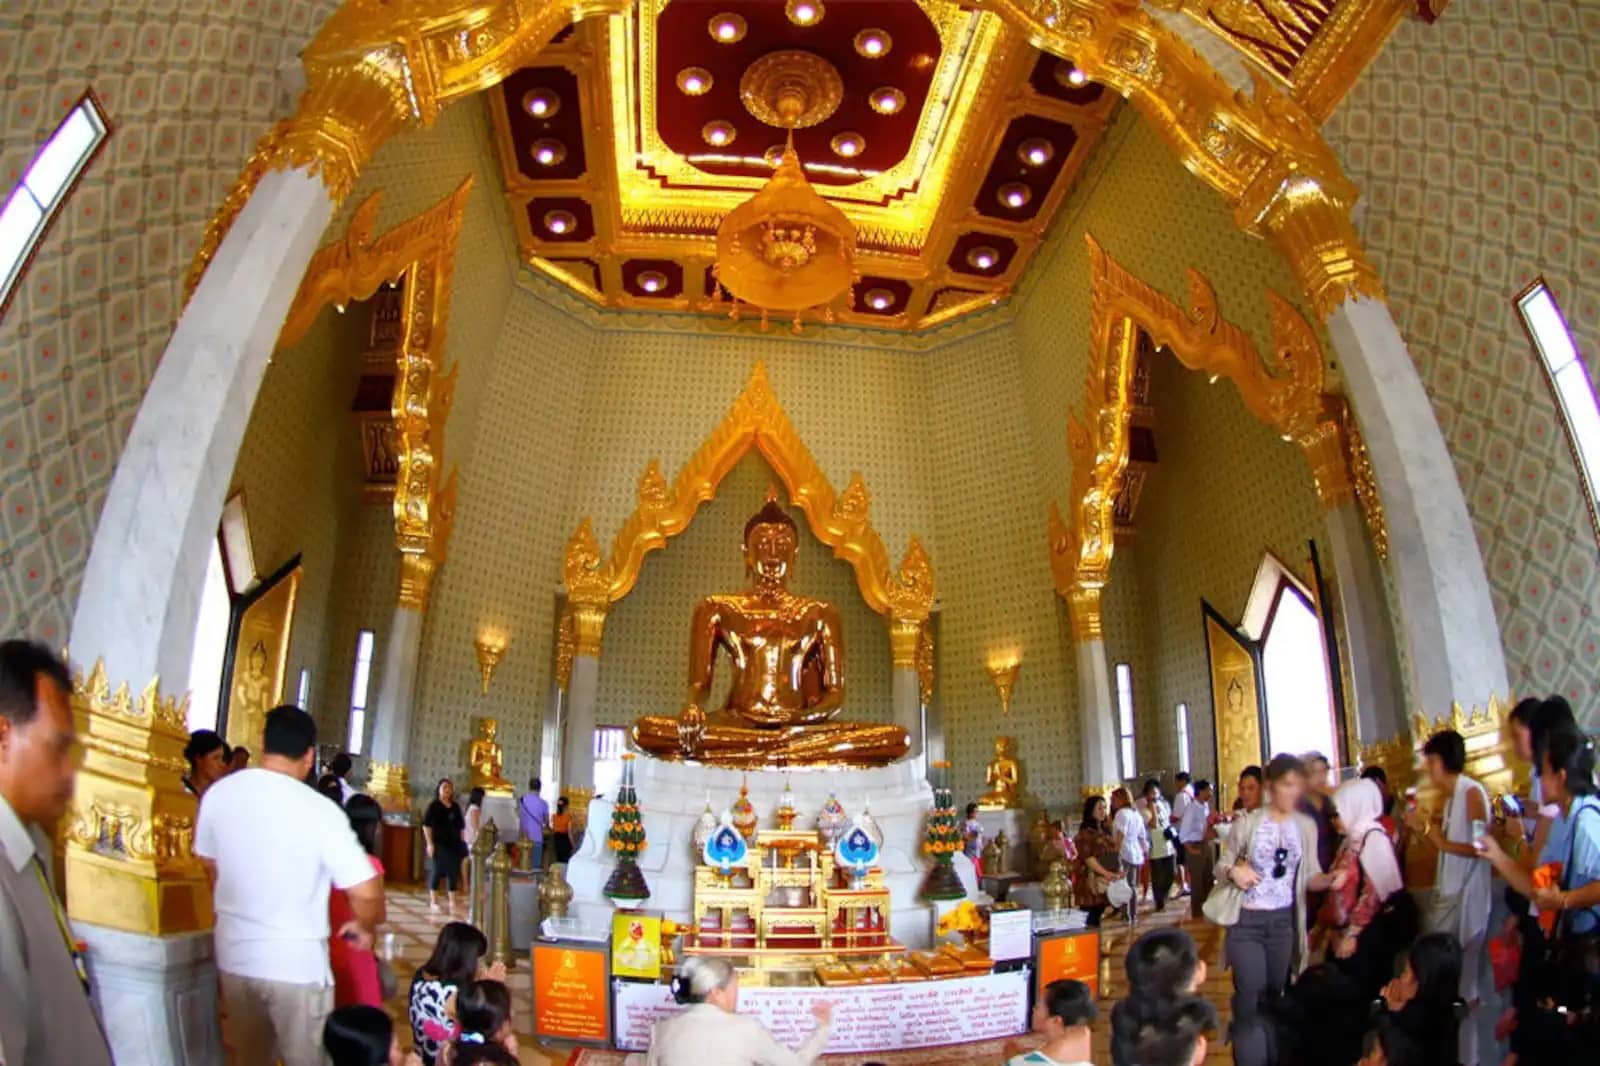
[489,843,514,970]
[468,819,497,929]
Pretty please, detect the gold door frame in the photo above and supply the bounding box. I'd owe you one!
[220,556,302,753]
[1203,599,1265,805]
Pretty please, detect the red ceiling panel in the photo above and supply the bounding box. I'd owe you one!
[946,232,1019,277]
[654,0,942,185]
[975,115,1079,223]
[853,276,914,316]
[502,67,588,181]
[1029,53,1108,106]
[528,197,596,242]
[621,258,685,298]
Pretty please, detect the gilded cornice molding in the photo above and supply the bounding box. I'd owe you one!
[560,363,937,626]
[279,181,473,610]
[1049,232,1387,622]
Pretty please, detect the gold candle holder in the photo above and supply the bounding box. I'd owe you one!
[474,630,507,693]
[986,654,1020,716]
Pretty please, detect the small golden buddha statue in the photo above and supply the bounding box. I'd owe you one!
[468,717,513,796]
[632,496,908,767]
[976,736,1023,810]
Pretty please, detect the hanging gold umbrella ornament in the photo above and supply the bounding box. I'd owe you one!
[714,50,858,333]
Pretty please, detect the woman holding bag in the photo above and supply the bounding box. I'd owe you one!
[1213,754,1345,1066]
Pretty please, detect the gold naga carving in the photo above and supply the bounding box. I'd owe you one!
[279,180,472,611]
[63,660,212,935]
[558,363,937,680]
[1049,233,1387,634]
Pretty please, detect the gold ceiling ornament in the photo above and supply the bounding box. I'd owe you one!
[986,654,1021,716]
[916,625,937,705]
[279,181,472,613]
[714,51,858,333]
[1049,233,1384,627]
[475,630,508,693]
[64,659,211,935]
[561,363,935,627]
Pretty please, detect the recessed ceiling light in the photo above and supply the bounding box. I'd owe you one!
[854,29,892,58]
[522,88,561,119]
[677,67,713,96]
[708,13,747,43]
[966,245,1001,271]
[786,0,824,27]
[702,120,737,147]
[530,139,566,167]
[869,87,905,115]
[998,182,1032,209]
[1054,60,1089,88]
[830,131,864,158]
[763,144,786,167]
[638,270,669,294]
[863,287,895,312]
[543,209,578,236]
[1018,137,1054,167]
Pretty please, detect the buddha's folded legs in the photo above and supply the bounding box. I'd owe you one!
[631,715,908,768]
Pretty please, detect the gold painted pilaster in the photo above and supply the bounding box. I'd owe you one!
[889,617,922,669]
[1302,418,1355,509]
[366,760,412,814]
[1066,587,1103,644]
[63,661,212,935]
[570,602,608,660]
[1257,184,1386,321]
[397,553,438,612]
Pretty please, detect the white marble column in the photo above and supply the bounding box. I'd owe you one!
[366,603,426,806]
[70,168,335,688]
[1321,501,1406,746]
[562,654,600,797]
[888,618,924,759]
[1324,298,1510,712]
[1075,637,1121,790]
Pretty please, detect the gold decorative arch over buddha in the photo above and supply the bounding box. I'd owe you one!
[559,363,936,668]
[1049,232,1387,639]
[278,179,473,612]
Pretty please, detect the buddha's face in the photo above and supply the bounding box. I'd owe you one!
[482,719,497,740]
[744,521,797,587]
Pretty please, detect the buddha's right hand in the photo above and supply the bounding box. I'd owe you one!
[677,705,705,755]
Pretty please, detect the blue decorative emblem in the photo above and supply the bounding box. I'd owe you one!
[835,819,880,886]
[703,820,747,874]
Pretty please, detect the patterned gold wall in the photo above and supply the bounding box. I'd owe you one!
[1,0,338,648]
[1324,1,1600,723]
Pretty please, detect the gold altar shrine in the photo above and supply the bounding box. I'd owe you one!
[689,829,892,956]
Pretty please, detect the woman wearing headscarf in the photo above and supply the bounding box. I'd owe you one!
[1319,778,1414,996]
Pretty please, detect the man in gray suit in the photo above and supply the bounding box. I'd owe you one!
[0,641,113,1066]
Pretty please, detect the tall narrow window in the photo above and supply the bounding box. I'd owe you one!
[1,93,108,315]
[1519,280,1600,537]
[1260,581,1338,764]
[593,725,627,798]
[347,631,375,755]
[1114,662,1137,778]
[296,668,312,711]
[1175,702,1191,774]
[185,540,232,731]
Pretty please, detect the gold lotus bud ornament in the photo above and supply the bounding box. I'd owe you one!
[986,652,1020,716]
[475,629,508,693]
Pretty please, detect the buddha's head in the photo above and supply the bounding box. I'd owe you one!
[743,496,799,590]
[481,717,499,740]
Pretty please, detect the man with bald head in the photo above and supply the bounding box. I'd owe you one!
[0,640,114,1065]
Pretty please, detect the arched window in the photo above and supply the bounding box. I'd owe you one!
[1257,574,1338,765]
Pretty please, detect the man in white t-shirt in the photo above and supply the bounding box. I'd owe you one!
[1170,772,1195,895]
[196,705,381,1066]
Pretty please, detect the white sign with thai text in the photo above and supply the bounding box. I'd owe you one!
[613,970,1029,1053]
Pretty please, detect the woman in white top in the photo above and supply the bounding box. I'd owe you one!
[1142,779,1176,911]
[647,956,832,1066]
[1415,729,1490,1066]
[1111,787,1149,925]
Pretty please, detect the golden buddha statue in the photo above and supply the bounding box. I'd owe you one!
[468,717,513,796]
[976,736,1023,809]
[632,496,908,767]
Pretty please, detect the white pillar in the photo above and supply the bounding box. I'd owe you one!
[562,654,600,795]
[70,168,335,687]
[1324,298,1510,712]
[1322,501,1406,745]
[366,604,425,806]
[1076,638,1120,790]
[891,666,922,758]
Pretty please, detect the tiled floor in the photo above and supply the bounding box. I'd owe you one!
[378,883,1230,1065]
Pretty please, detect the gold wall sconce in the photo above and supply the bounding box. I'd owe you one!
[986,652,1021,716]
[475,630,508,693]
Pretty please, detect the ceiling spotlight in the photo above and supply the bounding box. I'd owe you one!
[702,120,737,147]
[530,139,567,167]
[830,131,864,158]
[863,287,895,312]
[1018,137,1054,167]
[522,88,561,119]
[708,13,747,43]
[638,270,669,294]
[869,87,906,115]
[966,245,1001,271]
[1055,60,1089,88]
[786,0,824,27]
[677,67,713,96]
[542,209,578,236]
[998,182,1032,209]
[854,29,892,58]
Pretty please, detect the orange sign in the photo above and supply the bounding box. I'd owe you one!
[1036,929,1101,997]
[532,943,610,1043]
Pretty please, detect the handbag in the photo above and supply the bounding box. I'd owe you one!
[1203,876,1244,926]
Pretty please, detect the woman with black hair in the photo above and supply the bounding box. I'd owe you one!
[1374,933,1464,1066]
[183,728,229,797]
[423,777,466,914]
[408,922,504,1066]
[322,1004,420,1066]
[330,794,386,1007]
[1072,794,1119,927]
[439,979,517,1065]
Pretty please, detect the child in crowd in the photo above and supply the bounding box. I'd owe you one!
[440,980,519,1066]
[1373,933,1464,1066]
[409,923,507,1066]
[1005,979,1096,1066]
[1123,927,1206,998]
[1110,994,1217,1066]
[322,1005,421,1066]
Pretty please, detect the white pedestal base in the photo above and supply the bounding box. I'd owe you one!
[564,759,960,949]
[479,795,520,839]
[76,923,220,1066]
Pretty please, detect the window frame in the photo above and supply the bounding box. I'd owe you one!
[0,90,111,320]
[1175,701,1191,774]
[347,630,376,755]
[1113,661,1137,779]
[1516,277,1600,548]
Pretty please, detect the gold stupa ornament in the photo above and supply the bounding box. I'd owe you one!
[714,50,857,333]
